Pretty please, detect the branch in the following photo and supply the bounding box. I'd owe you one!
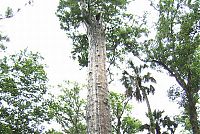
[148,0,159,11]
[120,96,131,118]
[80,0,91,25]
[152,60,187,90]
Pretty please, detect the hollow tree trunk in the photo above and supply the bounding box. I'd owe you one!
[86,17,111,134]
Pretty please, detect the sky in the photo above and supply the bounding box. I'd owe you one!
[0,0,88,86]
[0,0,182,133]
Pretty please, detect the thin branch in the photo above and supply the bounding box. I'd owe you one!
[80,0,92,26]
[148,0,159,11]
[120,96,131,118]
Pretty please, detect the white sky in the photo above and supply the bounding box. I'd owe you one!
[0,0,88,85]
[0,0,182,133]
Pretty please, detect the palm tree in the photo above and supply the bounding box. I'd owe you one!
[121,61,156,134]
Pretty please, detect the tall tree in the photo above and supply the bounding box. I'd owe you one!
[121,63,156,134]
[56,0,146,133]
[141,0,200,133]
[47,82,142,134]
[121,62,178,133]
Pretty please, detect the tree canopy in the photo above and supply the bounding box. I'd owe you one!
[56,0,147,67]
[0,0,199,133]
[0,49,49,133]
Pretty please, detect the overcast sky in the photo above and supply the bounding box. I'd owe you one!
[0,0,182,133]
[0,0,88,85]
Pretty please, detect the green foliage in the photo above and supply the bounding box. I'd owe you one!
[56,0,147,67]
[110,91,141,134]
[145,0,200,91]
[138,0,200,132]
[45,129,63,134]
[174,101,200,133]
[0,49,48,133]
[5,7,13,18]
[121,116,141,134]
[141,110,178,134]
[47,83,142,134]
[0,123,12,134]
[48,81,86,134]
[121,63,156,101]
[0,32,9,51]
[174,112,192,133]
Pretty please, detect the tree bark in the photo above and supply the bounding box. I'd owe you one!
[185,89,200,134]
[86,17,111,134]
[116,117,121,134]
[142,89,155,134]
[186,71,200,134]
[152,60,199,133]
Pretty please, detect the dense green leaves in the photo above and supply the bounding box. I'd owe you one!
[56,0,147,67]
[141,110,177,134]
[0,49,48,133]
[47,81,86,134]
[47,82,142,134]
[110,91,141,134]
[141,0,200,133]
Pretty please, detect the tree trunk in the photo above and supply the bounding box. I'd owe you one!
[185,88,199,133]
[86,17,111,134]
[142,89,155,134]
[186,91,199,134]
[116,117,121,134]
[185,71,200,134]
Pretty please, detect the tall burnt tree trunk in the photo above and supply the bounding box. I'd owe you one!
[85,14,111,134]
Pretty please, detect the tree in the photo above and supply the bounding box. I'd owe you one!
[140,0,200,133]
[0,49,49,133]
[121,62,157,134]
[109,91,141,134]
[47,81,86,134]
[1,3,50,132]
[56,0,146,133]
[169,86,200,133]
[47,82,142,134]
[121,62,178,133]
[141,110,177,134]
